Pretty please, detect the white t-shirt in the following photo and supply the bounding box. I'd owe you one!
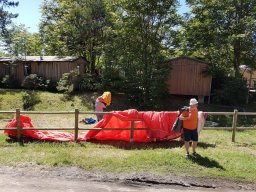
[95,100,106,112]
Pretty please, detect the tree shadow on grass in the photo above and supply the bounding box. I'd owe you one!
[188,154,225,170]
[88,140,216,150]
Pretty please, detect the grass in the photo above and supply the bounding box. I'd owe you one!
[0,89,93,112]
[0,88,256,182]
[0,130,255,182]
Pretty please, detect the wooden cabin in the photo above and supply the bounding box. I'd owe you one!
[0,56,86,86]
[165,56,212,103]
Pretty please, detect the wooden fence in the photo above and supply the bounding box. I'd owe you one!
[0,109,256,145]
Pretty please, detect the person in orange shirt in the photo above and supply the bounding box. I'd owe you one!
[179,98,199,158]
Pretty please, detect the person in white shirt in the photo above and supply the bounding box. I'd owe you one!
[95,96,106,121]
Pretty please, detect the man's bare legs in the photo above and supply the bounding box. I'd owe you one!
[192,141,197,153]
[185,141,190,154]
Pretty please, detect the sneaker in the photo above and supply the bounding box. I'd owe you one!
[192,152,200,157]
[185,153,190,159]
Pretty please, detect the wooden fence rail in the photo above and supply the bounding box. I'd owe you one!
[0,109,256,145]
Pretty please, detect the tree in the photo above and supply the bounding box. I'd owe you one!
[40,0,109,74]
[4,24,43,56]
[0,0,19,48]
[183,0,256,76]
[102,0,181,109]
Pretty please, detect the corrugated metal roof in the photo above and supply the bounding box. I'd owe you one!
[0,56,80,62]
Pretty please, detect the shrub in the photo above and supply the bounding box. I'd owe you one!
[22,74,50,90]
[1,75,19,88]
[79,74,101,92]
[22,91,41,110]
[56,69,80,94]
[211,75,248,106]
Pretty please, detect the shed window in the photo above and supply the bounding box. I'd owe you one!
[4,65,11,75]
[24,64,31,76]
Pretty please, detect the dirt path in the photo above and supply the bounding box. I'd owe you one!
[0,164,255,192]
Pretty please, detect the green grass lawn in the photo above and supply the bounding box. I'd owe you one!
[0,129,255,182]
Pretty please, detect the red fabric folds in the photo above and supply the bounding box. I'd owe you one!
[4,109,181,142]
[4,115,74,142]
[85,109,181,142]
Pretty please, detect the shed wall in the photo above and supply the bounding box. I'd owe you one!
[0,58,85,85]
[166,58,212,96]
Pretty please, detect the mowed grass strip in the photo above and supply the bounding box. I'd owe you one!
[0,130,255,182]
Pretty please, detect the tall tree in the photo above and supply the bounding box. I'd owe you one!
[103,0,181,108]
[6,24,43,56]
[183,0,256,76]
[0,0,19,49]
[40,0,108,74]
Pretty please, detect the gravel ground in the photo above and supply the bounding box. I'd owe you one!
[0,164,255,192]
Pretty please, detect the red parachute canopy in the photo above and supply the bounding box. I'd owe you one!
[85,109,181,142]
[4,115,76,142]
[4,109,181,142]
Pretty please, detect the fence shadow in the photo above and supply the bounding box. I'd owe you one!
[188,154,225,170]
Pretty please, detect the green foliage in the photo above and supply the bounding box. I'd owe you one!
[56,69,80,94]
[79,73,101,92]
[4,24,44,55]
[22,91,41,110]
[22,74,50,90]
[211,75,248,106]
[102,0,180,109]
[1,75,19,88]
[183,0,256,73]
[0,0,19,50]
[40,0,108,74]
[101,70,125,93]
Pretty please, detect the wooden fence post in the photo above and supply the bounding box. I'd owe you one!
[232,109,238,142]
[16,108,23,146]
[130,120,134,144]
[74,109,79,142]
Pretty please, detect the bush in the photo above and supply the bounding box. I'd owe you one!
[211,75,248,106]
[101,74,124,92]
[22,91,41,110]
[79,74,101,92]
[22,74,50,90]
[56,69,80,94]
[1,75,19,88]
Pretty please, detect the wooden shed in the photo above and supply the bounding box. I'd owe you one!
[165,56,212,103]
[0,56,86,86]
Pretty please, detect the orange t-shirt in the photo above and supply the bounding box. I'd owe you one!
[183,107,198,130]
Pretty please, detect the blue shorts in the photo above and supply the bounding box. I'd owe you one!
[183,128,198,142]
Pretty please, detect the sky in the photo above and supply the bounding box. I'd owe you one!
[8,0,42,33]
[8,0,189,33]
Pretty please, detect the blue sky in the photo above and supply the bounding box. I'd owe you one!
[9,0,188,33]
[9,0,42,33]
